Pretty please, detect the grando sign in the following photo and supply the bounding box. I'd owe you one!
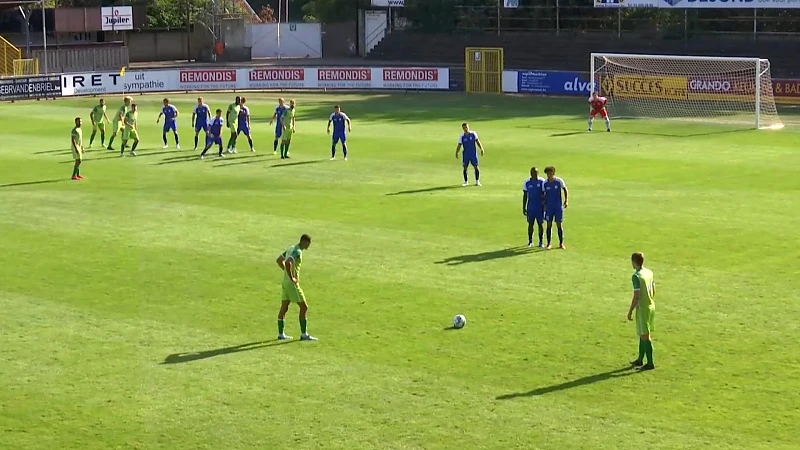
[101,7,133,31]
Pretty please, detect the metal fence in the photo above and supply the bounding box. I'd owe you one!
[32,46,129,74]
[401,4,800,39]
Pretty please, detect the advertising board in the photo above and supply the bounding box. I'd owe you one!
[101,6,133,31]
[371,0,405,6]
[58,67,450,96]
[595,0,800,8]
[601,75,688,100]
[517,71,592,95]
[0,75,61,101]
[62,71,175,96]
[773,79,800,104]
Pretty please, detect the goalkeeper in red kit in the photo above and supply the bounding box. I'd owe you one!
[588,92,611,132]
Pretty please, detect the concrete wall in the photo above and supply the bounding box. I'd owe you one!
[127,30,189,62]
[246,23,322,58]
[126,28,216,62]
[322,21,357,58]
[33,46,129,74]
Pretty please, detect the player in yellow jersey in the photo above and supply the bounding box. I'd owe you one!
[627,252,656,371]
[71,117,84,180]
[279,99,296,159]
[120,103,140,157]
[107,96,132,151]
[275,234,317,341]
[225,96,241,153]
[89,98,110,148]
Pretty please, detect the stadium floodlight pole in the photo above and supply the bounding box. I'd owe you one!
[277,0,281,59]
[556,0,560,35]
[40,0,46,74]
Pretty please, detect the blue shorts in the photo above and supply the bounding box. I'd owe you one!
[527,209,545,224]
[206,136,223,146]
[332,133,346,145]
[163,121,177,133]
[237,127,250,137]
[274,126,283,138]
[195,123,208,133]
[545,206,564,223]
[462,152,478,167]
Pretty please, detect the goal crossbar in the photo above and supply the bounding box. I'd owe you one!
[591,53,764,63]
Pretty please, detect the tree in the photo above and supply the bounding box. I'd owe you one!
[146,0,196,29]
[258,4,276,23]
[300,0,370,23]
[404,0,492,32]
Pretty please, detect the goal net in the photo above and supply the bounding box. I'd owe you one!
[591,53,782,129]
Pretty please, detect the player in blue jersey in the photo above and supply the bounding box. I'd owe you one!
[327,105,351,160]
[199,109,225,159]
[236,96,255,152]
[543,166,569,249]
[268,98,288,155]
[192,97,211,151]
[455,122,484,186]
[522,166,546,248]
[157,98,180,149]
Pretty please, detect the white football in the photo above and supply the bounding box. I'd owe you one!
[453,314,467,329]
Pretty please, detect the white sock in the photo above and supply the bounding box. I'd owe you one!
[605,118,611,130]
[588,118,593,129]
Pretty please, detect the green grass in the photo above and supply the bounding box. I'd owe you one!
[1,92,799,450]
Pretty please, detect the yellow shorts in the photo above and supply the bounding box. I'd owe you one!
[122,128,139,141]
[281,280,306,304]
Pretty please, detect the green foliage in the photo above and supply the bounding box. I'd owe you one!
[403,0,466,32]
[300,0,370,23]
[146,0,194,29]
[143,0,254,29]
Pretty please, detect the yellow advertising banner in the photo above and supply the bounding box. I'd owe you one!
[603,75,688,100]
[773,79,800,105]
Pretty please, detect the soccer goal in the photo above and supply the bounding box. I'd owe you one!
[590,53,782,129]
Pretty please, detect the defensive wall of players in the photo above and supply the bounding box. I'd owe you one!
[1,65,800,105]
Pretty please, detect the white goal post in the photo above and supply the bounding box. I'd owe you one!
[590,53,782,129]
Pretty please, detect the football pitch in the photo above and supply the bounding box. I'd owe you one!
[1,92,799,450]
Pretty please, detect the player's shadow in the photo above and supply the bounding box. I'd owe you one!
[270,159,326,168]
[549,131,587,137]
[153,155,199,165]
[34,148,71,155]
[436,246,536,265]
[386,185,461,196]
[496,367,637,399]
[160,340,295,364]
[0,179,64,188]
[213,154,271,167]
[129,150,183,158]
